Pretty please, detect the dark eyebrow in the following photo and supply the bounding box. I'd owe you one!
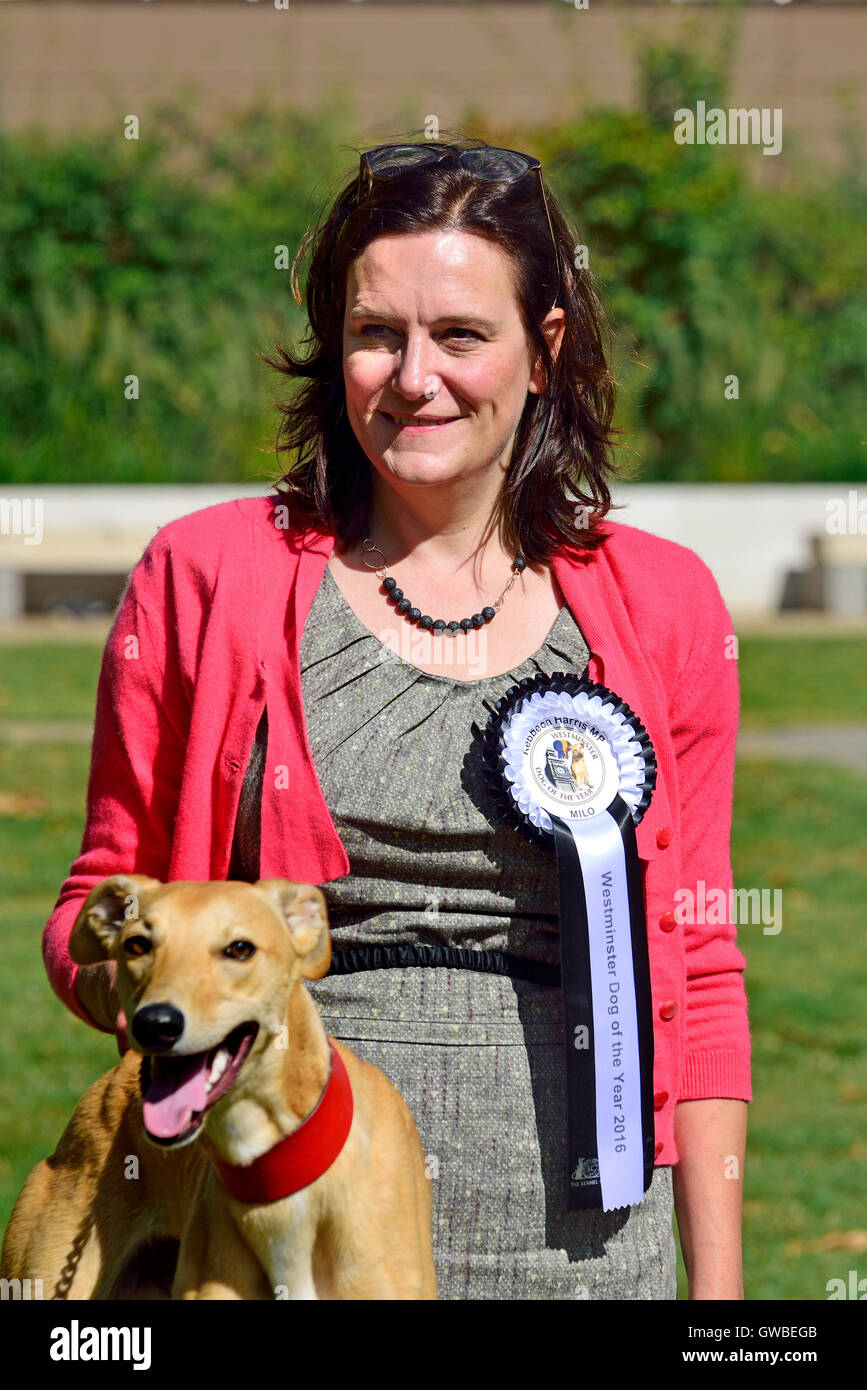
[347,307,497,333]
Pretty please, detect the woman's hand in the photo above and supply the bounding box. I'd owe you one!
[73,960,130,1055]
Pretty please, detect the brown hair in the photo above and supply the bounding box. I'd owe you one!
[260,133,621,564]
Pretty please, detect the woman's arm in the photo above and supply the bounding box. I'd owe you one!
[664,551,752,1296]
[42,535,188,1029]
[673,1097,748,1299]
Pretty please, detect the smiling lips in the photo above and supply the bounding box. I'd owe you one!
[381,411,462,430]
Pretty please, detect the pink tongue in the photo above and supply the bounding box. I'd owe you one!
[142,1053,211,1139]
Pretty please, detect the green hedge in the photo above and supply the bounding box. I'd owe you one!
[0,34,864,484]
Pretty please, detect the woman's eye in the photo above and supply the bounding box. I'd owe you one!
[224,940,256,961]
[123,936,152,958]
[359,325,479,343]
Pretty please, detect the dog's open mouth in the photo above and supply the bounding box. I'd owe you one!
[139,1022,259,1146]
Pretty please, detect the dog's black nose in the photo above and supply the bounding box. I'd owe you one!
[132,1004,185,1051]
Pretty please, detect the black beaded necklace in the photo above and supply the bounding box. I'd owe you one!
[361,537,527,634]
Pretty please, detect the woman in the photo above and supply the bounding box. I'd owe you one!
[45,138,750,1300]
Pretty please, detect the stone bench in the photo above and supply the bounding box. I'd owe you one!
[810,531,867,616]
[0,486,262,620]
[0,526,155,619]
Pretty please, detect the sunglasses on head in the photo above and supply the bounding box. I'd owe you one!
[357,142,562,310]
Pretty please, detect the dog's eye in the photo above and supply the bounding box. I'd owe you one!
[224,940,256,961]
[123,936,152,958]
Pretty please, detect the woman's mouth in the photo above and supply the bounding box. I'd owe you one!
[380,412,463,432]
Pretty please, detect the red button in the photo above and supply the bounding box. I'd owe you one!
[659,910,676,932]
[656,826,673,849]
[653,1090,669,1109]
[654,1141,664,1159]
[659,1000,678,1021]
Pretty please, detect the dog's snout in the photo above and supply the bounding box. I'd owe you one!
[132,1003,185,1051]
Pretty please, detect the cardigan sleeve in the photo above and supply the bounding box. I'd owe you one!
[42,537,189,1030]
[669,558,752,1103]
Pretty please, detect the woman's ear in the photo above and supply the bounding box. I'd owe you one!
[529,307,566,394]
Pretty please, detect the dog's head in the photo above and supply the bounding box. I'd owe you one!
[70,875,331,1149]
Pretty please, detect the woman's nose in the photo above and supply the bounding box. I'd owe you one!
[391,336,440,400]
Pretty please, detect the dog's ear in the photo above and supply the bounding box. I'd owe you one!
[69,874,164,965]
[253,881,331,981]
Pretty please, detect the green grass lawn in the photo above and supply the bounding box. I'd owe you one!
[0,635,864,1299]
[0,633,864,725]
[716,758,866,1300]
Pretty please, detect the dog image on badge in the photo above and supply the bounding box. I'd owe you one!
[546,737,592,793]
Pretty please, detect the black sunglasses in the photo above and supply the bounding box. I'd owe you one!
[357,142,562,309]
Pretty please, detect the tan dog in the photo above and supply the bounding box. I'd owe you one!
[1,876,437,1300]
[562,739,591,790]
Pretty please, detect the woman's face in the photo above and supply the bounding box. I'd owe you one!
[342,229,562,497]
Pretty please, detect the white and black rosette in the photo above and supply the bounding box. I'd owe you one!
[481,671,658,1213]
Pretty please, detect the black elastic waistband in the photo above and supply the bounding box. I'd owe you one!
[326,942,561,987]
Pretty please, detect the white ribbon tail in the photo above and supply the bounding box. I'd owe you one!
[568,812,644,1210]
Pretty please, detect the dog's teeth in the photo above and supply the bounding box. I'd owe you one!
[207,1049,230,1089]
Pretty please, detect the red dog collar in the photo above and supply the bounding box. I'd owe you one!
[210,1040,353,1204]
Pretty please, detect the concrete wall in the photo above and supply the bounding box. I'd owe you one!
[1,482,860,619]
[1,3,864,168]
[606,482,861,616]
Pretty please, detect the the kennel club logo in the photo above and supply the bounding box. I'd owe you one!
[481,673,658,1214]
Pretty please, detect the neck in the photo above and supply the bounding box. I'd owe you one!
[365,470,511,577]
[201,982,332,1169]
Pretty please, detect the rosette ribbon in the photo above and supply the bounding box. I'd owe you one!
[481,672,658,1212]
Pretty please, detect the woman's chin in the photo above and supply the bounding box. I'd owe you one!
[377,452,471,485]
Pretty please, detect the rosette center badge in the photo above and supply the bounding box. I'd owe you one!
[527,720,613,818]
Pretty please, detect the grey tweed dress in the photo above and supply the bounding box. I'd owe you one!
[229,562,677,1301]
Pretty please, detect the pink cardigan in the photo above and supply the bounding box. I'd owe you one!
[43,494,752,1164]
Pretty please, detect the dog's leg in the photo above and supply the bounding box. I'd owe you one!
[1,1157,152,1301]
[172,1191,274,1301]
[317,1063,439,1300]
[0,1054,186,1301]
[2,1161,100,1299]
